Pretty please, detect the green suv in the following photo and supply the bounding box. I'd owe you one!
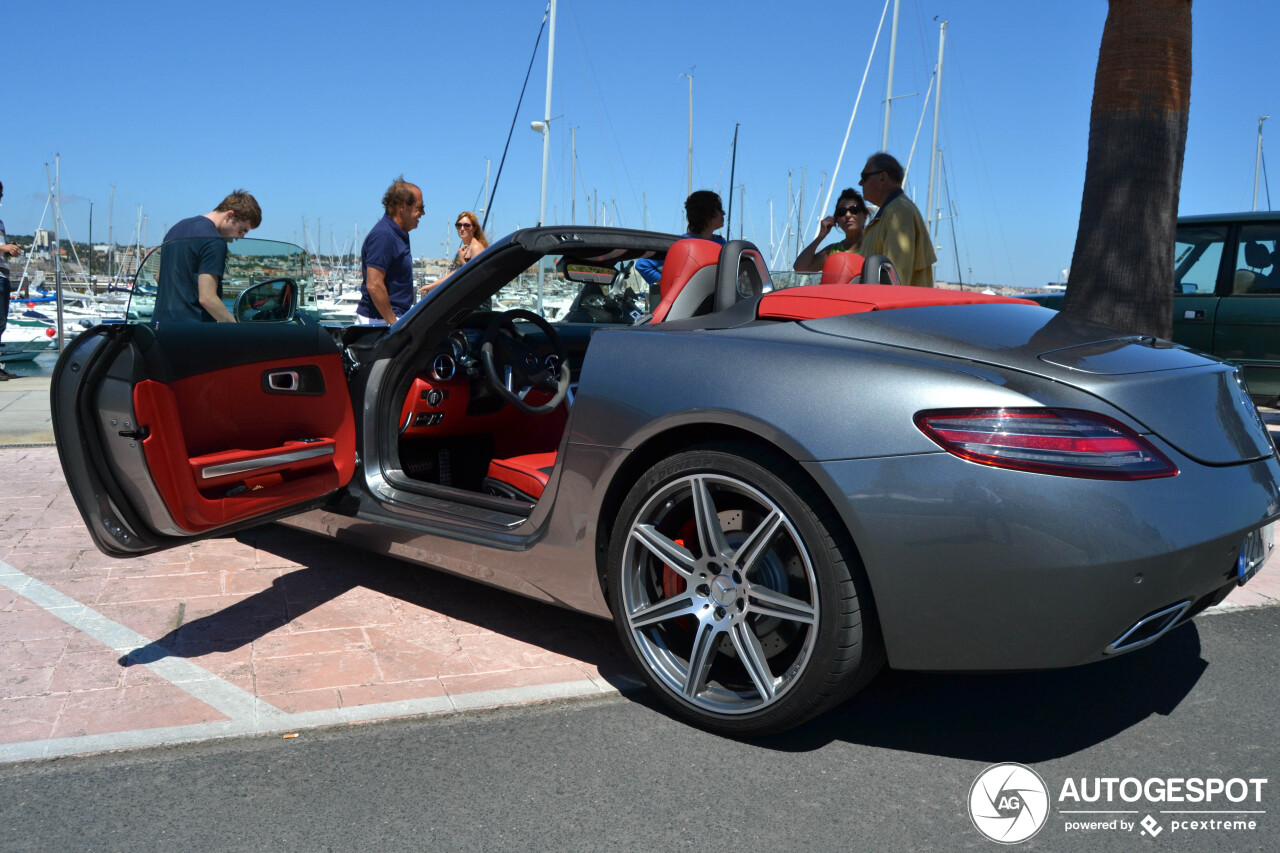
[1028,212,1280,403]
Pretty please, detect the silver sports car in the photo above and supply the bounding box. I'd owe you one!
[52,227,1280,735]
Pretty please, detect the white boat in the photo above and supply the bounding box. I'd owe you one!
[0,325,59,363]
[314,290,362,323]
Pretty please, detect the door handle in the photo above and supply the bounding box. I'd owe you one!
[1182,309,1206,321]
[266,370,300,392]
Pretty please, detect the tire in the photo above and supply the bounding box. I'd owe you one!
[607,445,883,735]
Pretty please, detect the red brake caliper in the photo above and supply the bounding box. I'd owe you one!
[661,520,699,630]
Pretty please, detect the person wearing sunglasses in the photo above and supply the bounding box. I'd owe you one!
[792,188,868,272]
[856,152,935,287]
[451,211,489,270]
[422,211,489,295]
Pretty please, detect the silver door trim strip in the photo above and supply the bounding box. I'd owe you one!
[200,445,333,479]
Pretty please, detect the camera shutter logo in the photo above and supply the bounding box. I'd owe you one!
[968,763,1050,844]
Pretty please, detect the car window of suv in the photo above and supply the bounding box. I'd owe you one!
[1232,223,1280,295]
[1174,225,1227,295]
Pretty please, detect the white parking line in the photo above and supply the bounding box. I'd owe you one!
[0,561,621,763]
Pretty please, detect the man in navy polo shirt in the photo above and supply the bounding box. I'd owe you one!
[357,177,424,325]
[154,190,263,322]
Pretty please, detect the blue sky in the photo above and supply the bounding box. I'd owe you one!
[4,0,1276,287]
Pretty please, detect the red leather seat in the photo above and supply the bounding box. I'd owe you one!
[484,452,557,502]
[819,251,865,285]
[650,238,723,323]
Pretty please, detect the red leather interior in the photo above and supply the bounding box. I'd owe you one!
[818,252,865,285]
[398,373,567,458]
[486,452,558,500]
[651,239,723,323]
[132,353,355,534]
[756,284,1038,321]
[397,374,471,435]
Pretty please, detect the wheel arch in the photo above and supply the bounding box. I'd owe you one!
[592,420,881,630]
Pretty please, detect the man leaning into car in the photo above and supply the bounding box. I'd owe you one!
[357,177,424,325]
[154,190,263,323]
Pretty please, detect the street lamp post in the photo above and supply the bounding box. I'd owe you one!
[532,0,557,316]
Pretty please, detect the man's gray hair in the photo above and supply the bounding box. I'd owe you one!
[866,153,905,185]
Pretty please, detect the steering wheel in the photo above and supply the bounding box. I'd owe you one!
[479,309,572,415]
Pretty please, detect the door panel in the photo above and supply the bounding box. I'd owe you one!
[53,322,356,556]
[1171,223,1228,355]
[1213,220,1280,400]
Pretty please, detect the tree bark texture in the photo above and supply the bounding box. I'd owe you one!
[1062,0,1192,339]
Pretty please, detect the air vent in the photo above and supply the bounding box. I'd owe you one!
[432,353,457,381]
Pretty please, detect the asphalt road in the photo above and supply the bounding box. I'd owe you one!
[2,607,1277,853]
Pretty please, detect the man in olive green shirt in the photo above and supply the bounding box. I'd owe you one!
[857,153,936,287]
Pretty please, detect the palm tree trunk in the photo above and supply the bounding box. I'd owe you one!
[1062,0,1192,339]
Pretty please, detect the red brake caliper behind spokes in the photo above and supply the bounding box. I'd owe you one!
[661,520,698,630]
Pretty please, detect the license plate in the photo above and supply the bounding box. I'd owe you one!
[1237,523,1274,586]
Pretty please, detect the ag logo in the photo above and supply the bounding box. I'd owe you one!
[968,763,1050,844]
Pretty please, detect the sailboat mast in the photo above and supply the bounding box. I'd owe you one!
[926,20,948,237]
[881,0,900,152]
[685,72,694,197]
[738,184,745,240]
[53,156,65,352]
[786,171,793,260]
[797,169,805,254]
[536,0,556,315]
[727,124,739,235]
[1255,115,1269,212]
[108,185,114,282]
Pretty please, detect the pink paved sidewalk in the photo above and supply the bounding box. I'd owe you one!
[1,445,1276,760]
[0,447,633,758]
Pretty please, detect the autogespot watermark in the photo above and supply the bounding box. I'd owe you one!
[969,763,1051,844]
[967,765,1268,844]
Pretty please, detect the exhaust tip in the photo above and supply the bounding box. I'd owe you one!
[1105,601,1192,655]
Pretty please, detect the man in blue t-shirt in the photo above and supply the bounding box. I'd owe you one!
[357,177,424,325]
[154,190,262,323]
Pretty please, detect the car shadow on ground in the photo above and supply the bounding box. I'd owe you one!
[756,622,1208,761]
[119,523,634,683]
[117,523,1209,758]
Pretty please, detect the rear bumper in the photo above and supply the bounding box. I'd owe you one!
[811,450,1280,671]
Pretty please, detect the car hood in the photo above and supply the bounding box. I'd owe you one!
[799,303,1275,465]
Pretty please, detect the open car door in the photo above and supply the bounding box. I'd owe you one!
[51,237,356,558]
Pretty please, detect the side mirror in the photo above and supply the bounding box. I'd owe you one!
[234,277,298,322]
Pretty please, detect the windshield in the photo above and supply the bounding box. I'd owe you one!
[128,238,315,322]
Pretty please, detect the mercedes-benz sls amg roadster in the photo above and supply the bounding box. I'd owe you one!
[52,227,1279,735]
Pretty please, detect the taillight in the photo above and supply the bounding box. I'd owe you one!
[914,408,1178,480]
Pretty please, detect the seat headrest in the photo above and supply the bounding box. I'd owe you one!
[818,251,865,285]
[651,238,723,323]
[1244,241,1272,269]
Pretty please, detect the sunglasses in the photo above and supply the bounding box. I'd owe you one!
[858,169,887,183]
[834,205,864,218]
[456,221,473,229]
